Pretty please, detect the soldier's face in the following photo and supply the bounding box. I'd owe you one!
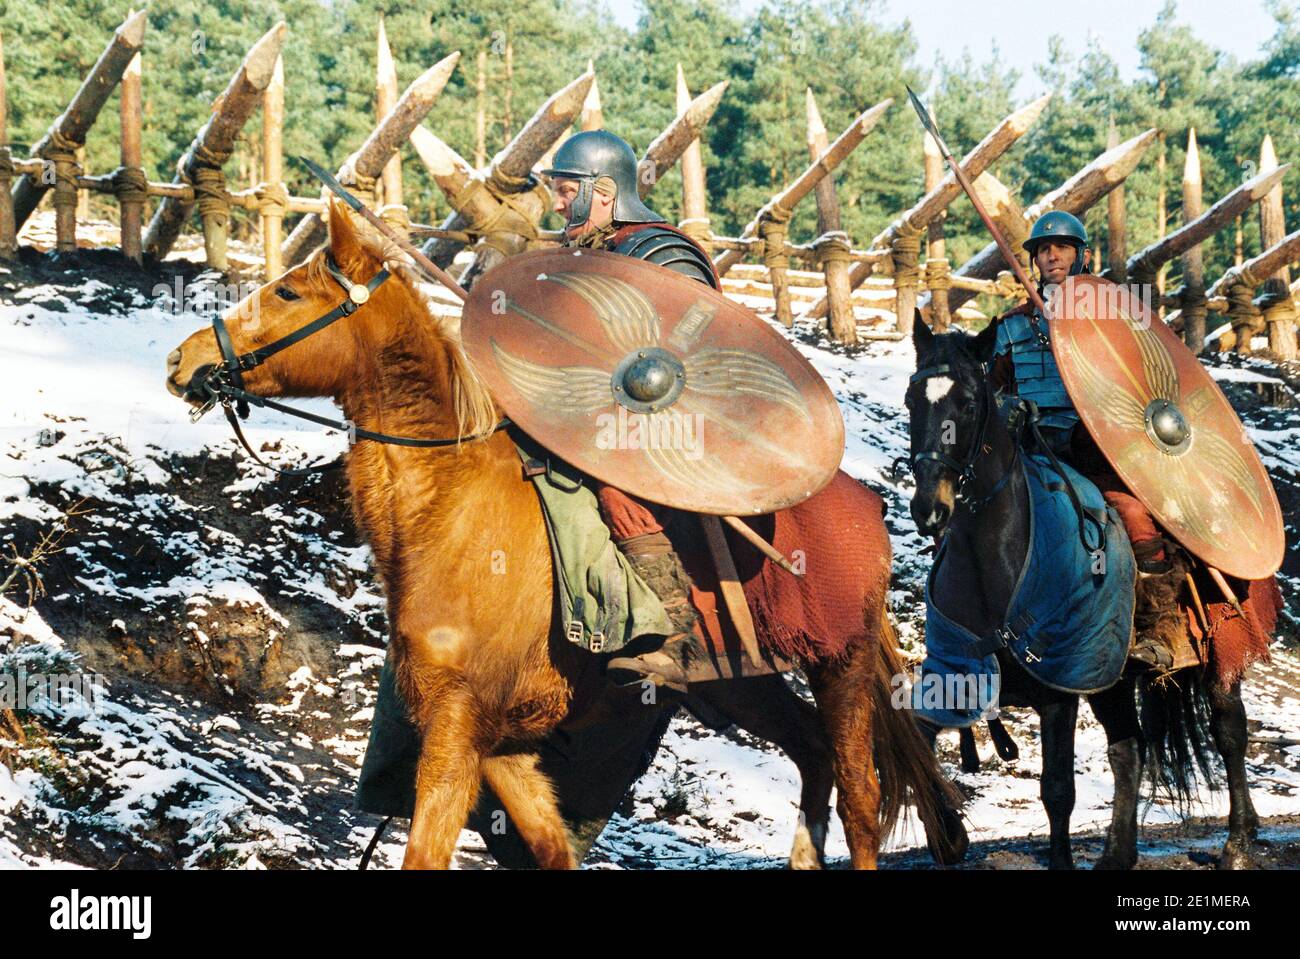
[1034,241,1089,285]
[552,178,615,237]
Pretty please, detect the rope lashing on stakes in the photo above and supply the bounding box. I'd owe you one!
[254,180,290,220]
[110,165,150,207]
[448,169,546,258]
[46,128,84,207]
[191,143,230,222]
[813,230,852,269]
[758,203,794,269]
[890,220,924,292]
[1225,273,1264,350]
[925,256,952,295]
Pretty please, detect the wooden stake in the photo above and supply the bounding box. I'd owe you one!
[375,15,403,214]
[1127,162,1286,289]
[1156,127,1167,317]
[806,89,842,235]
[419,69,593,269]
[0,29,16,258]
[1258,134,1297,358]
[261,54,285,281]
[281,51,460,267]
[1106,118,1127,282]
[639,78,728,200]
[144,22,286,266]
[475,50,487,169]
[119,23,144,264]
[11,10,148,232]
[713,98,892,277]
[810,94,1052,321]
[943,129,1159,315]
[581,59,603,131]
[675,64,710,248]
[503,40,514,141]
[1181,128,1206,352]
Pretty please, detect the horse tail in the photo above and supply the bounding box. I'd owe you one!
[1135,669,1217,810]
[869,606,966,855]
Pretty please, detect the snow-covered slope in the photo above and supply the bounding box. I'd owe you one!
[1,220,1297,869]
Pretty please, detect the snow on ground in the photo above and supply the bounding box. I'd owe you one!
[1,218,1298,869]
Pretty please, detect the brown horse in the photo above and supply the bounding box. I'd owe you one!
[165,198,963,869]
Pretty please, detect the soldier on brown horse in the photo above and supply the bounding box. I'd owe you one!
[165,184,965,869]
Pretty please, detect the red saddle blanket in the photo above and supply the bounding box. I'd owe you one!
[598,470,892,664]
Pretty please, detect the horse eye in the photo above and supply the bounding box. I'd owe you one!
[275,285,300,301]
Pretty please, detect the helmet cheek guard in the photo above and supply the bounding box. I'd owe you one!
[566,177,595,228]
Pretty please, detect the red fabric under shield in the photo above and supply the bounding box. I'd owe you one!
[599,472,891,663]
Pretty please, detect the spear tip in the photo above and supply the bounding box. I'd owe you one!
[905,85,947,156]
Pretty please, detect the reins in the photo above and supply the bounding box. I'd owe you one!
[193,253,508,476]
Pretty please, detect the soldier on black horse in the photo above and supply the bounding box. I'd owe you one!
[979,211,1185,670]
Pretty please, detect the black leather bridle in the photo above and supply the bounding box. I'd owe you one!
[907,363,1017,516]
[192,253,508,476]
[908,361,1105,550]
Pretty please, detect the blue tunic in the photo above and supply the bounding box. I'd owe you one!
[993,307,1080,436]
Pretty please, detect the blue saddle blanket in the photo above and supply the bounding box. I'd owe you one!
[909,453,1135,728]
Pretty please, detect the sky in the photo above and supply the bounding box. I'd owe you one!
[602,0,1288,98]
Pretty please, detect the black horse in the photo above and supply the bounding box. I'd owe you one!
[905,317,1263,870]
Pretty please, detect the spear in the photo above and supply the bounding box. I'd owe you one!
[905,85,1050,320]
[298,156,467,302]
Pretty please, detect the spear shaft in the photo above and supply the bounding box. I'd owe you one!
[906,86,1050,319]
[299,156,468,302]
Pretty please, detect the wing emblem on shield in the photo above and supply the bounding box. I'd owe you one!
[460,248,845,515]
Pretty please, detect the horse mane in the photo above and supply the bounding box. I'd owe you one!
[305,224,499,443]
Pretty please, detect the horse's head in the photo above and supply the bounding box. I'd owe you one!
[166,196,396,408]
[905,314,999,538]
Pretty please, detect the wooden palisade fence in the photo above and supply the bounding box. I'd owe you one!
[1,13,1296,359]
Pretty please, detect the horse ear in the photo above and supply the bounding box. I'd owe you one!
[912,309,934,354]
[970,320,999,362]
[326,196,378,275]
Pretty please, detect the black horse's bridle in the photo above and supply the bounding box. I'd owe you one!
[192,253,508,476]
[907,360,1105,550]
[906,363,1017,516]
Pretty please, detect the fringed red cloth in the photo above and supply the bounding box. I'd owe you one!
[598,472,892,664]
[1186,571,1283,689]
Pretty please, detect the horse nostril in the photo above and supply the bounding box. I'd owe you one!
[167,348,181,376]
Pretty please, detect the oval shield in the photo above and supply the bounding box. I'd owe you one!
[460,247,845,515]
[1049,274,1284,580]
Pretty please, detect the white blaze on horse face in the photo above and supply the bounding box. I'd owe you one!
[925,376,955,403]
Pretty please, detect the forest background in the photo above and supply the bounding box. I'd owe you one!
[3,0,1299,292]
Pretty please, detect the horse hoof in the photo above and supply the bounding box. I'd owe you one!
[788,822,826,870]
[1217,841,1259,871]
[1093,852,1137,871]
[928,814,969,866]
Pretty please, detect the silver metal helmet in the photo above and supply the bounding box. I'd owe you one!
[541,130,663,228]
